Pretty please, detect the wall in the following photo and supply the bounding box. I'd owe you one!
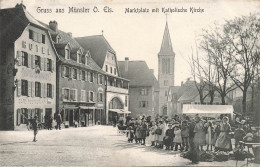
[128,86,153,118]
[0,46,15,130]
[13,25,57,130]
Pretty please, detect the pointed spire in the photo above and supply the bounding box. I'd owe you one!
[159,20,174,55]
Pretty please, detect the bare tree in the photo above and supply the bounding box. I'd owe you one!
[200,25,237,105]
[223,13,260,113]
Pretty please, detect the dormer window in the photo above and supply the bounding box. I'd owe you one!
[56,35,61,43]
[78,53,82,64]
[65,49,70,59]
[85,55,89,65]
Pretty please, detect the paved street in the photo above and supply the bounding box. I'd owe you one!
[0,126,257,166]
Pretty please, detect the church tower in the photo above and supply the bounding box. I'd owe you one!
[158,20,175,116]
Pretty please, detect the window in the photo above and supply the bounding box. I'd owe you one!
[89,91,94,102]
[35,55,41,68]
[35,45,38,52]
[90,72,94,82]
[110,67,112,73]
[139,101,148,108]
[106,65,108,72]
[29,30,33,40]
[78,54,82,64]
[42,47,45,54]
[65,49,70,59]
[42,34,45,44]
[125,96,128,107]
[35,82,41,97]
[21,80,28,96]
[82,71,86,81]
[114,68,117,75]
[63,89,70,100]
[165,90,168,96]
[47,84,52,98]
[98,75,103,85]
[162,58,171,74]
[99,93,103,102]
[81,90,86,102]
[64,66,69,78]
[70,89,77,101]
[164,80,168,86]
[140,88,148,96]
[47,59,52,71]
[73,68,77,79]
[21,52,28,66]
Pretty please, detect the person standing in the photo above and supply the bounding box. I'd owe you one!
[193,116,206,151]
[173,126,182,151]
[164,124,174,150]
[181,120,190,151]
[205,121,213,151]
[140,120,148,145]
[148,121,157,146]
[55,112,62,130]
[215,117,232,152]
[29,116,39,142]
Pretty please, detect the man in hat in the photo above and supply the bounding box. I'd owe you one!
[29,115,39,142]
[140,119,148,145]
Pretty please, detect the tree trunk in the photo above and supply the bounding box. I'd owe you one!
[242,90,247,113]
[221,95,226,105]
[209,91,214,104]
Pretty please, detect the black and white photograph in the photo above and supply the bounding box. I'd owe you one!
[0,0,259,166]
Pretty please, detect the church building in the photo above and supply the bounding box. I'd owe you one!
[158,21,175,116]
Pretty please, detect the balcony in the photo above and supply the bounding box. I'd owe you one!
[107,85,128,94]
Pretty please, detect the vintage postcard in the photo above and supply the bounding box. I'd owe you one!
[0,0,259,166]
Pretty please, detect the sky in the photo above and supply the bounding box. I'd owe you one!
[1,0,259,86]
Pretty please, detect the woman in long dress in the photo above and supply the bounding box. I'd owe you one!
[205,121,213,151]
[148,121,157,146]
[157,120,165,149]
[193,116,206,151]
[215,116,232,151]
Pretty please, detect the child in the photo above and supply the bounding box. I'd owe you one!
[181,120,190,151]
[164,124,174,150]
[173,126,182,151]
[127,126,135,143]
[234,124,246,147]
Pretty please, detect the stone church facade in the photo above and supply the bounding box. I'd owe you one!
[158,21,175,116]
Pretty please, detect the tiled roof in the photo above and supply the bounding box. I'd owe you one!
[158,22,175,56]
[177,87,199,102]
[118,60,159,88]
[0,4,46,48]
[75,35,116,68]
[38,21,104,74]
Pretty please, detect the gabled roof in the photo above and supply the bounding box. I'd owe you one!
[0,4,46,48]
[118,60,159,89]
[158,22,175,56]
[38,20,104,74]
[178,87,199,102]
[75,35,116,68]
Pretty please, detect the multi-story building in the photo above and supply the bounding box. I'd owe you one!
[118,58,159,118]
[40,21,107,127]
[158,21,175,116]
[75,35,130,124]
[0,4,57,130]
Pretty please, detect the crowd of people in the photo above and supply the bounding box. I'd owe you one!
[120,114,256,164]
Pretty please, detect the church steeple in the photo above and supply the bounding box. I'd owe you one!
[158,21,174,56]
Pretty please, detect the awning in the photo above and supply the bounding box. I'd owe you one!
[79,106,96,109]
[183,104,234,114]
[120,110,131,114]
[61,105,78,109]
[109,109,131,114]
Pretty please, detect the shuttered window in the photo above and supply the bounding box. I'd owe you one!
[35,82,41,97]
[21,52,28,67]
[47,59,52,71]
[21,80,28,96]
[47,84,52,98]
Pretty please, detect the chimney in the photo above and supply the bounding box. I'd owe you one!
[67,32,72,37]
[15,3,26,9]
[125,57,129,72]
[181,81,184,86]
[49,21,58,32]
[150,69,154,74]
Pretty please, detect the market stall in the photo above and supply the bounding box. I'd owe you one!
[182,104,234,120]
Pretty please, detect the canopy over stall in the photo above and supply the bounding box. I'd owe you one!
[183,104,234,120]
